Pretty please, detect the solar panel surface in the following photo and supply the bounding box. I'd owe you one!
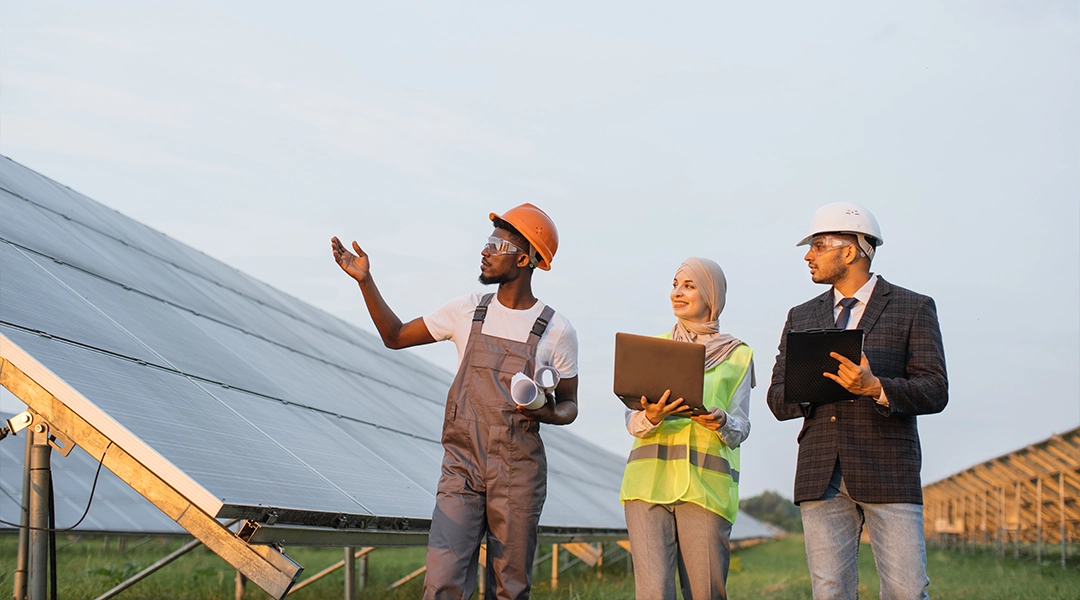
[0,155,629,535]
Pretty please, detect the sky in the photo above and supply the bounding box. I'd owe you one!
[1,1,1077,501]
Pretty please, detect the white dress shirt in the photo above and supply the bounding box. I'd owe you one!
[832,274,878,329]
[833,274,888,407]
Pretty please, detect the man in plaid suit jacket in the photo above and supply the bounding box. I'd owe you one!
[767,203,948,600]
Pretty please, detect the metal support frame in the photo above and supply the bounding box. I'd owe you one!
[618,539,633,574]
[997,487,1004,556]
[235,571,247,600]
[1061,473,1067,569]
[343,547,356,600]
[1037,477,1043,562]
[0,356,303,599]
[237,520,628,548]
[13,432,31,600]
[922,428,1080,567]
[1014,481,1021,559]
[358,551,368,591]
[28,426,52,600]
[477,545,486,600]
[550,543,559,589]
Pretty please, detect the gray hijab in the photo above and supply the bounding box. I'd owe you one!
[670,258,753,385]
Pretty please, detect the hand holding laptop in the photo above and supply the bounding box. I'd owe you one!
[613,333,707,418]
[688,406,728,431]
[639,390,691,424]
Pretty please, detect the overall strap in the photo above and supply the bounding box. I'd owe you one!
[470,293,496,335]
[529,305,556,340]
[473,293,496,321]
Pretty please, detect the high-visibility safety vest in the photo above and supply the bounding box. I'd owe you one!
[619,340,753,524]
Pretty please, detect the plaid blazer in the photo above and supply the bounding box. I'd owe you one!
[766,277,948,505]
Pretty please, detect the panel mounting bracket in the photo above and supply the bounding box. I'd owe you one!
[1,410,76,456]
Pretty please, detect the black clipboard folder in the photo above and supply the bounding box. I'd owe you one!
[783,329,864,404]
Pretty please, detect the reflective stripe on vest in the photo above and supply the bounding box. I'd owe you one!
[620,343,752,523]
[625,445,739,483]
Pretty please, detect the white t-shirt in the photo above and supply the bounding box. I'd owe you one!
[423,292,579,378]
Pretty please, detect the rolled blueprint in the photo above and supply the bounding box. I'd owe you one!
[510,372,546,410]
[534,365,560,393]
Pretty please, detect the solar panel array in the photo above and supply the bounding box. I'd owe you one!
[0,154,629,535]
[1,415,777,542]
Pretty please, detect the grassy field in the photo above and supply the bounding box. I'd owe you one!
[1,533,1078,599]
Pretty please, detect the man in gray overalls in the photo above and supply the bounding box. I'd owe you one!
[332,203,579,600]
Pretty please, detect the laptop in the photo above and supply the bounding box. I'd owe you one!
[613,332,706,417]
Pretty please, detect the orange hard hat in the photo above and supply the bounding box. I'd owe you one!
[488,203,559,271]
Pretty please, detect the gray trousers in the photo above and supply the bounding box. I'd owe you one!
[624,500,732,600]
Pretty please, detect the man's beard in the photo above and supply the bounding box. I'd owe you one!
[478,272,511,285]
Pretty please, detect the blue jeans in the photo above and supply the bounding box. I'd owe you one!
[624,500,732,600]
[800,476,930,600]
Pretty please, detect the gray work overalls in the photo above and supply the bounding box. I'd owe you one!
[423,293,555,600]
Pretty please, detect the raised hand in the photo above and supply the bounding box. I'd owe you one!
[331,237,371,283]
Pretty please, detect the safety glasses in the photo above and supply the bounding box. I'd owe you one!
[807,235,853,255]
[483,236,526,256]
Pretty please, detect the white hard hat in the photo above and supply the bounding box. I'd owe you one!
[797,202,884,260]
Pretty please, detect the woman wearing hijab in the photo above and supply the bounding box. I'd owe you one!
[620,257,754,600]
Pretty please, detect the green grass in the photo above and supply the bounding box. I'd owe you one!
[1,533,1078,599]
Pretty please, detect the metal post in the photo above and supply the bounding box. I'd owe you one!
[981,491,987,550]
[235,571,247,600]
[1014,481,1021,559]
[942,500,948,547]
[29,428,52,600]
[13,432,32,600]
[343,547,356,600]
[949,499,955,549]
[1036,478,1043,563]
[286,547,372,595]
[551,544,559,590]
[358,553,368,590]
[972,496,980,552]
[998,487,1005,556]
[1061,473,1067,569]
[949,499,955,550]
[963,496,972,552]
[931,502,937,547]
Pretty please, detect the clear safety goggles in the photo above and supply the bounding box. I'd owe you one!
[483,236,526,256]
[807,235,853,255]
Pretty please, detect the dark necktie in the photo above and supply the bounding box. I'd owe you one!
[835,297,859,329]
